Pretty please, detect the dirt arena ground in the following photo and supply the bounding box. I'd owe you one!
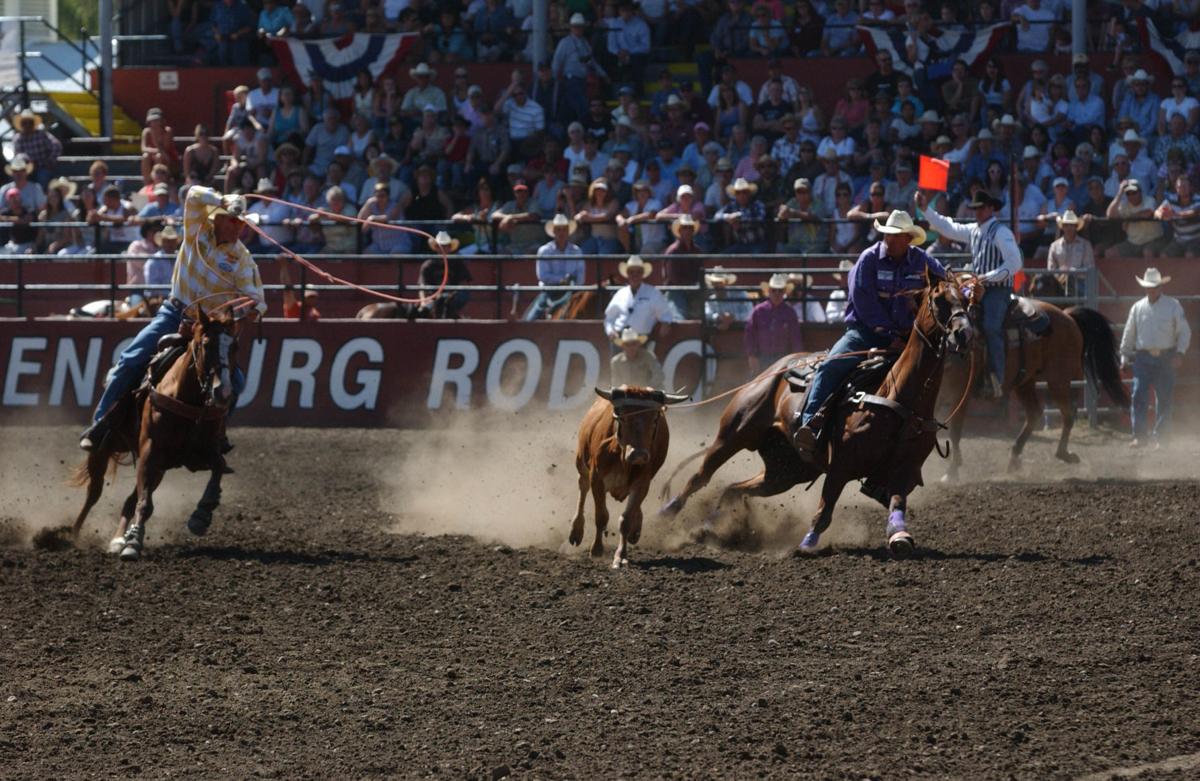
[1,418,1198,780]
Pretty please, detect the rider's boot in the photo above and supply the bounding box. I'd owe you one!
[792,412,823,465]
[989,372,1004,399]
[79,417,111,452]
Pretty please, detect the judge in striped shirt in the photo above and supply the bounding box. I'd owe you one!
[916,189,1021,398]
[80,186,266,451]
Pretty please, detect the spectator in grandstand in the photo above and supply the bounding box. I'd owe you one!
[703,157,733,215]
[574,178,623,256]
[1063,78,1105,142]
[609,327,665,388]
[618,179,665,254]
[124,219,160,289]
[1156,174,1200,258]
[828,183,862,257]
[210,0,254,65]
[1120,268,1192,449]
[266,87,309,150]
[1154,114,1200,169]
[246,178,294,251]
[524,213,584,320]
[734,136,769,183]
[500,83,546,161]
[1118,130,1158,197]
[418,231,471,319]
[472,0,516,62]
[753,81,794,143]
[812,148,851,214]
[318,186,356,256]
[399,63,447,126]
[257,0,293,37]
[496,179,542,255]
[141,108,179,186]
[604,254,674,342]
[744,273,802,373]
[661,213,702,317]
[940,59,980,120]
[1011,0,1055,53]
[465,105,511,191]
[451,178,502,255]
[409,105,450,174]
[847,181,890,241]
[223,85,254,153]
[1044,210,1093,298]
[790,0,824,57]
[144,222,179,298]
[94,185,139,253]
[777,178,829,254]
[304,108,349,176]
[407,164,453,226]
[823,259,852,323]
[277,264,320,321]
[1183,50,1200,101]
[36,178,81,255]
[0,155,45,213]
[359,182,409,254]
[247,68,279,128]
[179,125,218,187]
[821,0,860,57]
[753,155,787,216]
[1117,70,1160,141]
[606,0,651,92]
[1106,181,1164,258]
[715,177,769,254]
[319,4,353,36]
[0,187,36,254]
[139,182,184,221]
[11,109,61,189]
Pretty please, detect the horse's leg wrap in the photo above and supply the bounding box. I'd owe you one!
[886,509,907,537]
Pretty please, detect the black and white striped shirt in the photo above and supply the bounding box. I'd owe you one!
[923,210,1022,286]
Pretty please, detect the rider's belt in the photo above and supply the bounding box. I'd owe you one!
[1139,348,1166,357]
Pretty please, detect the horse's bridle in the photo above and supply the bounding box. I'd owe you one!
[189,326,235,409]
[914,277,972,358]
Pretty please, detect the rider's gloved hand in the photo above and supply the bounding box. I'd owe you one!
[221,194,248,218]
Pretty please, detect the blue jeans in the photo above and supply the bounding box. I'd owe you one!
[801,326,893,425]
[1130,351,1176,441]
[522,289,574,321]
[980,285,1009,382]
[93,298,245,422]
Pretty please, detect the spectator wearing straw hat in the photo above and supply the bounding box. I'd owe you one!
[604,255,674,341]
[619,179,666,254]
[525,214,584,321]
[744,273,803,373]
[663,214,704,318]
[715,177,768,254]
[1120,268,1191,448]
[144,222,180,298]
[1117,69,1160,142]
[419,231,471,319]
[704,267,752,330]
[0,155,46,213]
[1105,180,1164,258]
[1045,211,1093,298]
[551,14,604,126]
[401,63,448,123]
[11,108,61,187]
[610,329,666,390]
[778,178,829,255]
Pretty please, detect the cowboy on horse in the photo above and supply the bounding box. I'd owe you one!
[79,185,266,452]
[791,210,947,462]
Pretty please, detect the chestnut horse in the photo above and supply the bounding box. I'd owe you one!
[939,300,1127,479]
[70,308,241,560]
[660,272,975,557]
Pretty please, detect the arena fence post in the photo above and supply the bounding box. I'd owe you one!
[15,256,24,318]
[1085,265,1099,427]
[109,256,117,319]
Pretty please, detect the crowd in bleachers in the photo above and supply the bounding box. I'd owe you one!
[3,0,1200,321]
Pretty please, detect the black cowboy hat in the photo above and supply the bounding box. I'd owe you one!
[965,191,1004,209]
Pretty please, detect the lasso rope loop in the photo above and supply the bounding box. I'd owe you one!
[242,193,449,307]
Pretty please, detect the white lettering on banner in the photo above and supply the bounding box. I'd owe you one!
[663,339,708,399]
[49,337,103,407]
[547,340,600,410]
[3,337,46,406]
[272,339,323,409]
[329,337,384,410]
[238,338,268,409]
[485,339,541,411]
[427,339,479,409]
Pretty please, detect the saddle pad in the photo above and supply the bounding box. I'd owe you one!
[1005,296,1051,335]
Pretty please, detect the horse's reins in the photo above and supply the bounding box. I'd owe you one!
[241,193,449,307]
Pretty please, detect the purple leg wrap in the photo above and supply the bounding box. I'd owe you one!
[887,510,907,535]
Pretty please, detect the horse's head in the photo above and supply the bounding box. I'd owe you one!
[915,268,975,355]
[595,386,689,466]
[190,307,240,408]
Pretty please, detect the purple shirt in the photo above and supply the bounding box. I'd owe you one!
[744,299,803,358]
[845,241,947,337]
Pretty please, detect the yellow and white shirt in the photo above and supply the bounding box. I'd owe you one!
[170,186,267,315]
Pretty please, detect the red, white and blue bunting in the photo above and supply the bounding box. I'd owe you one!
[857,23,1012,79]
[270,34,419,100]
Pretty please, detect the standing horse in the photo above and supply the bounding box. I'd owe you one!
[70,308,240,560]
[939,300,1128,479]
[660,272,975,557]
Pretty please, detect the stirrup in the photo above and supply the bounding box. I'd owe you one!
[792,426,819,464]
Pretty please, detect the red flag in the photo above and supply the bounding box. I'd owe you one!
[1013,270,1027,292]
[918,155,950,192]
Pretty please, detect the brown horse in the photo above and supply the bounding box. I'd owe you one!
[939,299,1128,479]
[551,274,619,320]
[70,308,240,560]
[660,272,975,557]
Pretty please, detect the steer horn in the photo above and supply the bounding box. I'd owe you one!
[662,392,691,405]
[594,387,613,401]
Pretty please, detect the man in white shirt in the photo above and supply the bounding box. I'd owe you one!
[604,255,674,341]
[1119,268,1191,448]
[1011,0,1055,53]
[246,68,279,128]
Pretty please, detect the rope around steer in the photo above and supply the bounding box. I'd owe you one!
[242,193,450,308]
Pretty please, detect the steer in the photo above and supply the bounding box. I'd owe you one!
[568,385,689,568]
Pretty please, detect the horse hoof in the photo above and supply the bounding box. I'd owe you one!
[108,537,126,555]
[1006,458,1021,474]
[1057,452,1080,465]
[611,554,628,569]
[796,531,822,556]
[888,531,914,560]
[567,524,583,546]
[187,511,211,537]
[659,498,683,518]
[119,545,141,562]
[590,546,605,559]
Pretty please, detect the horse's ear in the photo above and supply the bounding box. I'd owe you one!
[197,305,209,325]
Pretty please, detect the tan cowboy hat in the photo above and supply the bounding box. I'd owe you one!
[1056,210,1081,228]
[1136,268,1171,288]
[274,141,301,159]
[48,176,77,200]
[760,273,794,297]
[705,267,737,286]
[409,62,436,78]
[427,230,461,253]
[873,210,927,244]
[154,223,181,246]
[787,272,814,290]
[545,213,578,237]
[4,154,33,175]
[255,177,278,194]
[725,178,758,197]
[618,254,653,278]
[13,108,42,127]
[368,154,397,178]
[671,213,698,238]
[614,328,648,346]
[587,177,610,198]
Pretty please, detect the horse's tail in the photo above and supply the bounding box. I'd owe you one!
[1067,306,1129,407]
[67,448,125,488]
[658,445,707,501]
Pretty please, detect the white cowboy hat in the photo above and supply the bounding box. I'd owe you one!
[255,177,278,194]
[873,210,927,244]
[994,114,1018,128]
[4,154,33,175]
[47,176,77,200]
[676,184,694,199]
[409,62,436,78]
[13,108,42,127]
[154,223,181,246]
[618,254,653,278]
[545,213,578,237]
[725,177,758,197]
[671,213,698,238]
[705,267,737,286]
[665,94,685,108]
[918,109,943,124]
[1127,69,1152,83]
[1122,128,1143,144]
[1023,145,1041,159]
[587,177,609,198]
[760,273,793,296]
[1136,268,1171,288]
[615,328,648,346]
[569,12,586,25]
[427,230,461,253]
[1056,210,1081,227]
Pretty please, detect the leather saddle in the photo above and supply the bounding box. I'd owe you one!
[145,333,189,390]
[1003,295,1051,344]
[786,353,894,403]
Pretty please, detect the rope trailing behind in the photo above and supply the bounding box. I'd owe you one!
[242,193,449,307]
